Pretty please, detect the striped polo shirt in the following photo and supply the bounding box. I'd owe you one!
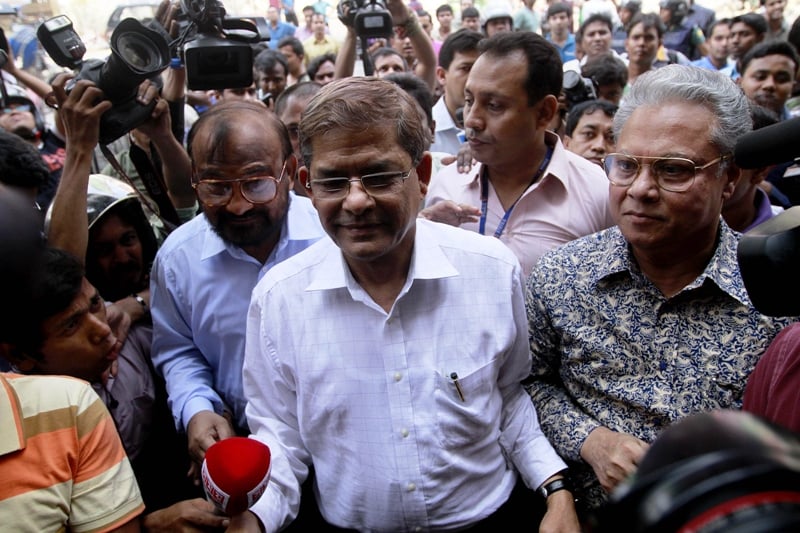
[0,372,144,532]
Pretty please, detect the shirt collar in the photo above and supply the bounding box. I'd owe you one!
[306,219,459,293]
[591,220,750,304]
[467,131,570,190]
[433,97,458,133]
[200,192,315,262]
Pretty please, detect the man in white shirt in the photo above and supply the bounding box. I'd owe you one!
[236,77,580,532]
[430,28,483,155]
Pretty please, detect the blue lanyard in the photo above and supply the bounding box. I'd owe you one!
[478,145,553,238]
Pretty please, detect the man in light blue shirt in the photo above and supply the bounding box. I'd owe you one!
[690,18,733,71]
[545,2,576,63]
[150,100,324,472]
[267,5,297,49]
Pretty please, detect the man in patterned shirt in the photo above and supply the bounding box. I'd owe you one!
[524,65,796,518]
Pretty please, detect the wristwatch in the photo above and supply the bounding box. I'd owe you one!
[537,477,572,499]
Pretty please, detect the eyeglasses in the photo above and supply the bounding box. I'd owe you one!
[193,163,286,207]
[2,104,32,114]
[307,169,415,200]
[602,153,731,193]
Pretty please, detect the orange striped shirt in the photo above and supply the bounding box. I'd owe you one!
[0,373,144,532]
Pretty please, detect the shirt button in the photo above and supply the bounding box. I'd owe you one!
[401,428,409,438]
[394,372,402,382]
[407,482,416,492]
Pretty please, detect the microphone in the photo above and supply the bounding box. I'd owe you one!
[201,437,272,515]
[734,116,800,169]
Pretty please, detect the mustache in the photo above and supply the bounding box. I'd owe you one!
[334,216,384,226]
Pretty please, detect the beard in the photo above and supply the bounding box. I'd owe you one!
[209,207,288,249]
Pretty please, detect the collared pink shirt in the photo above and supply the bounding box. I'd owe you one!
[425,131,614,277]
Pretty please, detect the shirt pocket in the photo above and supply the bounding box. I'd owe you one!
[433,360,499,450]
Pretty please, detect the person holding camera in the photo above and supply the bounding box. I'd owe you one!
[334,0,437,91]
[423,31,613,278]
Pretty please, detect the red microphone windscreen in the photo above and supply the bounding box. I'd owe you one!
[201,437,271,515]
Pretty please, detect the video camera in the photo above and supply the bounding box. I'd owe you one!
[337,0,394,40]
[37,14,171,144]
[562,69,597,110]
[173,0,270,91]
[732,117,800,317]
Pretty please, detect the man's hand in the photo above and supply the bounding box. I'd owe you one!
[539,490,581,533]
[155,0,182,38]
[386,0,412,26]
[224,510,264,532]
[456,143,475,174]
[418,200,480,226]
[1,43,19,76]
[187,410,237,466]
[580,426,649,493]
[105,302,133,346]
[51,73,112,152]
[143,498,230,532]
[135,81,173,144]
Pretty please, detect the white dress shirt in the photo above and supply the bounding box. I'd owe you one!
[430,96,464,156]
[244,219,566,532]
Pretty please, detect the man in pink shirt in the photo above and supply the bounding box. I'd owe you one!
[423,31,613,277]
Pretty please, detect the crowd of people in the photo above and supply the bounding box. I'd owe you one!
[2,0,800,531]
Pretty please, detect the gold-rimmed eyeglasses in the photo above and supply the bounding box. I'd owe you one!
[307,169,414,200]
[602,153,731,193]
[193,162,287,207]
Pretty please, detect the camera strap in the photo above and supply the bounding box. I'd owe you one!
[100,143,179,234]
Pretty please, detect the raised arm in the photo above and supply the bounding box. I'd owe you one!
[46,73,112,261]
[388,0,436,90]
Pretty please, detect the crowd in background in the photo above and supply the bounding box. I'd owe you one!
[2,0,800,531]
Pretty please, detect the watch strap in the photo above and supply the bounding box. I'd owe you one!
[537,477,572,499]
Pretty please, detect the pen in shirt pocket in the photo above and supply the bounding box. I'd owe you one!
[450,372,465,402]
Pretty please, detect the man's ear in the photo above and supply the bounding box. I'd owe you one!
[435,66,447,87]
[416,152,432,198]
[721,161,742,201]
[285,154,298,188]
[298,165,312,198]
[0,343,36,372]
[537,94,560,129]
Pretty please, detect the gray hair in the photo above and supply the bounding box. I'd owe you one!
[299,77,427,169]
[614,65,752,156]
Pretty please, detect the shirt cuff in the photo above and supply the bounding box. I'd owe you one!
[182,397,220,431]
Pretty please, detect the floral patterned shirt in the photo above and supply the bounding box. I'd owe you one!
[524,220,795,509]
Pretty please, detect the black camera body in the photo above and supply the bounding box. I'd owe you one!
[37,15,170,144]
[338,0,393,39]
[175,0,270,91]
[562,69,597,109]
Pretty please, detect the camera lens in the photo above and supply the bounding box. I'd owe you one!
[562,69,580,90]
[115,33,163,70]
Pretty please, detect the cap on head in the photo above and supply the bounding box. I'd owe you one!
[1,84,44,133]
[659,0,688,23]
[483,1,512,26]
